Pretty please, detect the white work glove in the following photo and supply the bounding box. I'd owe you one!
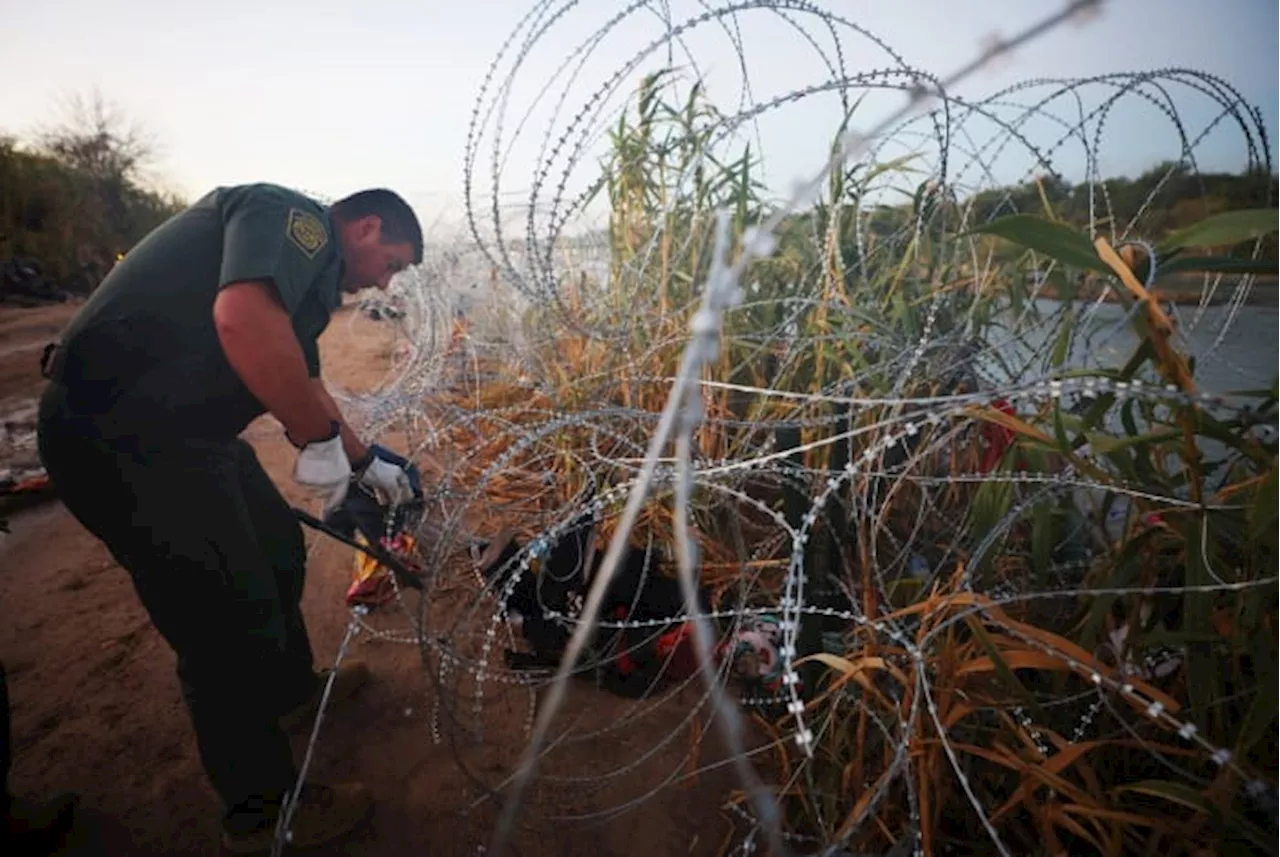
[352,444,418,507]
[292,421,351,510]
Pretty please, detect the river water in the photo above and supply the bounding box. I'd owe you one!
[977,298,1277,508]
[988,298,1279,395]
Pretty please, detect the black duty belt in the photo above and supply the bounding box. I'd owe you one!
[39,342,62,381]
[36,341,129,417]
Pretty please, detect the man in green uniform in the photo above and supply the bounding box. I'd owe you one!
[35,182,424,853]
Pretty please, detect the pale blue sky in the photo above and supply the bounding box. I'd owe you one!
[2,1,1276,232]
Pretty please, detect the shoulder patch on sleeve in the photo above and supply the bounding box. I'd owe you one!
[286,208,328,258]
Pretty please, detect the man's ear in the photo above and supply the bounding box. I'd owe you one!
[356,214,382,243]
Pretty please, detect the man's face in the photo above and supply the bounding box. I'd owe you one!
[338,215,415,294]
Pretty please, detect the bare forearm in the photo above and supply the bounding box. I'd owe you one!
[213,281,333,444]
[314,381,369,464]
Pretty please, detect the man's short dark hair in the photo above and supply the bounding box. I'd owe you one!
[331,189,424,264]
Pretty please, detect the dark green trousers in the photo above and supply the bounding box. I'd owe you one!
[36,382,320,821]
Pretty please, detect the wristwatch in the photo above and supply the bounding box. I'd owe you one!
[351,448,376,475]
[287,420,341,450]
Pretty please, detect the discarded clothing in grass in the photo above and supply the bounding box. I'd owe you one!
[477,516,712,699]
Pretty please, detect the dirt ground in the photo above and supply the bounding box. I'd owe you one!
[0,302,746,856]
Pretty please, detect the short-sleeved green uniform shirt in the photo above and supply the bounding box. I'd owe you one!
[55,182,343,442]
